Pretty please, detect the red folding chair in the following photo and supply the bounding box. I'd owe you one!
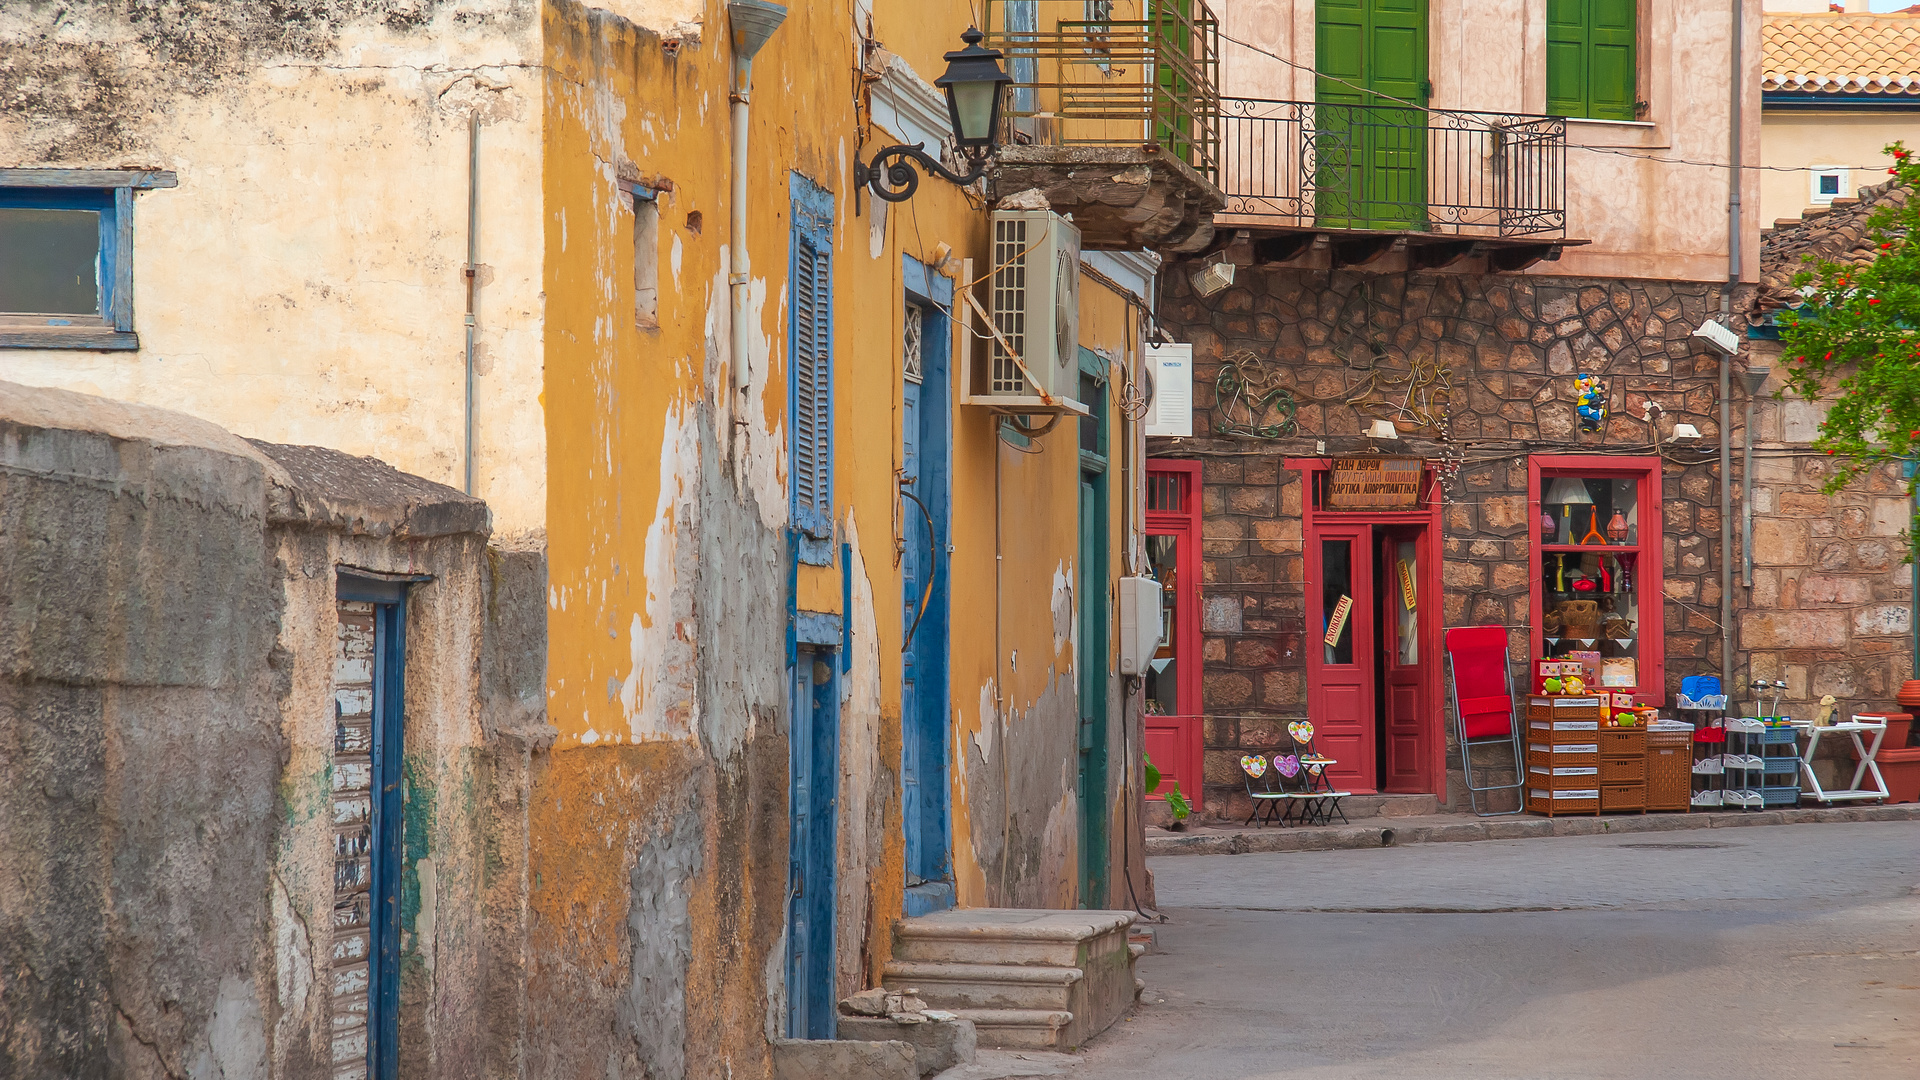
[1444,626,1525,816]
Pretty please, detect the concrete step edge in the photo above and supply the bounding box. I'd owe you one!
[948,1008,1073,1029]
[884,961,1083,985]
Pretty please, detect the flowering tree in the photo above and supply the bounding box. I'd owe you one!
[1777,142,1919,560]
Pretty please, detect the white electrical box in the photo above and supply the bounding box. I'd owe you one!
[1144,343,1193,438]
[1117,575,1164,676]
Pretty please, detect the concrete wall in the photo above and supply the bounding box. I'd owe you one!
[0,382,500,1080]
[1217,0,1763,283]
[1760,110,1910,223]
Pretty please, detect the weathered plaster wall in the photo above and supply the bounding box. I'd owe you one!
[0,1,550,533]
[1153,268,1736,815]
[1759,111,1908,224]
[1215,0,1763,283]
[0,382,498,1080]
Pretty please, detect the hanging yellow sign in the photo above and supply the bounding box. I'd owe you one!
[1398,559,1417,612]
[1325,594,1353,647]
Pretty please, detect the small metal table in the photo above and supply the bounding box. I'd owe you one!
[1794,716,1889,804]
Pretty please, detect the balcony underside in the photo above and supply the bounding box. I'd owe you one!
[1210,225,1590,274]
[988,145,1227,253]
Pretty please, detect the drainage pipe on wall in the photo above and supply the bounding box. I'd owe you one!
[464,114,479,496]
[1740,367,1769,587]
[1720,0,1745,691]
[727,2,788,393]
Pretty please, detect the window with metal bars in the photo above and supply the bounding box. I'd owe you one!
[789,173,835,565]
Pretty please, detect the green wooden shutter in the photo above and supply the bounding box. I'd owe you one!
[1545,0,1586,117]
[1315,0,1369,107]
[1546,0,1636,120]
[1589,0,1637,121]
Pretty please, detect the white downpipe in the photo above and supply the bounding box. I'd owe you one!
[730,55,754,392]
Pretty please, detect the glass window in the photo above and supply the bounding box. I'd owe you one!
[1393,539,1417,665]
[1145,533,1180,715]
[1322,539,1353,665]
[1541,471,1644,692]
[0,207,101,316]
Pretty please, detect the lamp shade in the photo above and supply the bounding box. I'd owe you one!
[935,27,1012,151]
[1546,477,1594,505]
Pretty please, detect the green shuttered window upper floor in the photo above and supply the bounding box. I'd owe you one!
[1546,0,1637,122]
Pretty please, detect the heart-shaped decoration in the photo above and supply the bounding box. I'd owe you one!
[1307,762,1325,775]
[1288,720,1315,744]
[1240,755,1266,778]
[1276,754,1301,778]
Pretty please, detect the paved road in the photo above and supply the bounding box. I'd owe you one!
[1082,821,1920,1079]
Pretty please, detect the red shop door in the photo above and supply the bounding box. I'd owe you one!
[1144,462,1202,810]
[1307,527,1377,793]
[1379,528,1429,793]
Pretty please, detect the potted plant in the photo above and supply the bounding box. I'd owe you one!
[1144,753,1191,831]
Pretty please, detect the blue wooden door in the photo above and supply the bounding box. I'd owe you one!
[900,295,953,916]
[787,647,839,1039]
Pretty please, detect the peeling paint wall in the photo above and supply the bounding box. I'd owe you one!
[0,383,496,1080]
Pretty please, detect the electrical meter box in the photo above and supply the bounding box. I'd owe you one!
[1117,575,1163,676]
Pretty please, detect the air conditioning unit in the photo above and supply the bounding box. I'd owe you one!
[986,209,1081,405]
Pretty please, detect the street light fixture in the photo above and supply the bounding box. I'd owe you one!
[855,27,1012,203]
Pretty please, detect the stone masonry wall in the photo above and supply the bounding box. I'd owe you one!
[1154,267,1742,817]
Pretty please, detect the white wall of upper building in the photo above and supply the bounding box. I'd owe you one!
[0,4,550,536]
[1217,0,1763,283]
[1760,111,1908,222]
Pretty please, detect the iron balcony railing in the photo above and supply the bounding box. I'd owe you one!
[1217,98,1567,238]
[984,1,1220,180]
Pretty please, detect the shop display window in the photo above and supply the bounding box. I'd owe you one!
[1528,457,1665,701]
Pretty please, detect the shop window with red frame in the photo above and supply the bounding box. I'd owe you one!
[1144,461,1202,808]
[1527,457,1665,702]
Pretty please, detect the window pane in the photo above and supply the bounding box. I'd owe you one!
[0,208,100,315]
[1322,539,1353,665]
[1394,539,1417,665]
[1542,473,1642,690]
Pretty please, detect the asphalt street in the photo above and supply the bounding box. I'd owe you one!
[1080,821,1920,1079]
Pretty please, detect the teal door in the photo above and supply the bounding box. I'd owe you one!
[901,292,953,917]
[1076,354,1109,906]
[787,646,839,1039]
[1314,0,1429,229]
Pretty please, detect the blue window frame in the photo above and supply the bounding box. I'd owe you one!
[0,169,175,351]
[789,172,836,566]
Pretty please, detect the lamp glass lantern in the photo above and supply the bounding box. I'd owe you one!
[935,27,1012,153]
[1546,477,1594,546]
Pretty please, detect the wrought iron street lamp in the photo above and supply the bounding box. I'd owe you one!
[855,27,1012,203]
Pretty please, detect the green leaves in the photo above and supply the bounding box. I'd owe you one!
[1777,142,1920,561]
[1141,752,1190,820]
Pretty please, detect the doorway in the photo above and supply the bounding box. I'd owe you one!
[1076,349,1110,906]
[1314,0,1429,229]
[1305,523,1437,794]
[1143,462,1202,811]
[787,645,839,1040]
[901,282,953,917]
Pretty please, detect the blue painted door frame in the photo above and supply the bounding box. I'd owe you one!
[337,574,410,1080]
[786,641,840,1039]
[901,257,954,917]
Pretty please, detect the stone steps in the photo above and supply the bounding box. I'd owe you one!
[887,909,1139,1052]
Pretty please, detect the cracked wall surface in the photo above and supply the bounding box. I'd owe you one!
[0,382,499,1080]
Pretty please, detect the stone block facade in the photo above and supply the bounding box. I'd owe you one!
[1150,265,1911,817]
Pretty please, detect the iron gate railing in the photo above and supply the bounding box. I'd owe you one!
[1217,98,1567,238]
[985,1,1220,180]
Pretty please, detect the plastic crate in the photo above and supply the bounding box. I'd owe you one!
[1528,696,1602,721]
[1529,719,1602,743]
[1598,727,1647,755]
[1528,764,1602,789]
[1647,728,1693,750]
[1690,789,1724,807]
[1600,755,1646,783]
[1600,783,1646,812]
[1760,726,1799,745]
[1528,787,1600,816]
[1527,743,1599,769]
[1761,785,1801,807]
[1761,756,1800,776]
[1647,746,1691,810]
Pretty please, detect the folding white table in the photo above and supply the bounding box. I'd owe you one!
[1794,716,1889,803]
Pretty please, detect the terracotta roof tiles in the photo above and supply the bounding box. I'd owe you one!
[1754,178,1909,314]
[1763,13,1920,96]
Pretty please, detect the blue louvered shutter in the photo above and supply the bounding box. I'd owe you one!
[789,174,835,564]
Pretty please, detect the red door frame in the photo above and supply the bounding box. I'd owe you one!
[1527,455,1666,704]
[1287,459,1446,795]
[1145,460,1203,807]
